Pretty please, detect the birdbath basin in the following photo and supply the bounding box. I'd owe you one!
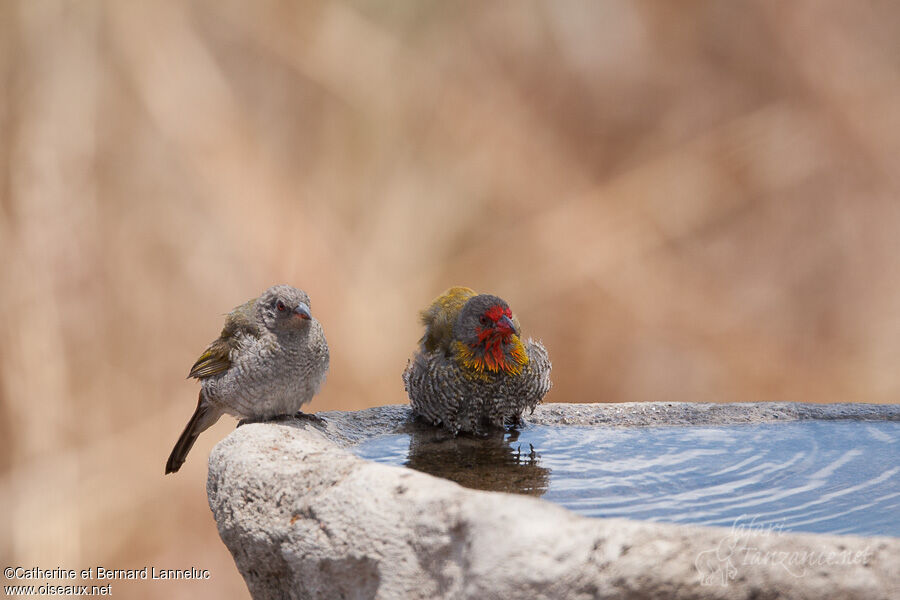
[206,402,900,599]
[354,420,899,537]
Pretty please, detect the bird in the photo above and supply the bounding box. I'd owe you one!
[403,287,551,434]
[166,284,329,474]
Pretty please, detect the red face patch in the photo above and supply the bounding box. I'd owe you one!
[483,304,511,324]
[472,304,515,370]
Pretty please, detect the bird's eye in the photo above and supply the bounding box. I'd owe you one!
[479,315,490,326]
[276,301,286,312]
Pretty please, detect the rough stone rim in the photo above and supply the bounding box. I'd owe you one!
[315,401,900,448]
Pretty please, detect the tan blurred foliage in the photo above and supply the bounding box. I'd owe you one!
[2,0,900,597]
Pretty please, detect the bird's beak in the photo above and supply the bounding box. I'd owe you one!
[498,314,517,335]
[293,303,311,320]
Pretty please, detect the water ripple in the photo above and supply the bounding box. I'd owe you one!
[353,420,900,537]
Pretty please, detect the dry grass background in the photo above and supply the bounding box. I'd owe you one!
[2,0,900,597]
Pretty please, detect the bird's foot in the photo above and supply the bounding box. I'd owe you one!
[237,413,295,427]
[505,415,526,431]
[294,410,325,424]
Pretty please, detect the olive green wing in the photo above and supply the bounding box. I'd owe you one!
[188,338,233,378]
[420,286,476,354]
[188,299,260,379]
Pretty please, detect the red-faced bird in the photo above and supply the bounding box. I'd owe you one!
[403,287,551,434]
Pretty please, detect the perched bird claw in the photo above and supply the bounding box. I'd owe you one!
[293,411,325,424]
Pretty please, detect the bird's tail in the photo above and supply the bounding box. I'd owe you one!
[166,392,220,474]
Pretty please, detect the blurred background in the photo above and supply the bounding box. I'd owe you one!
[2,0,900,597]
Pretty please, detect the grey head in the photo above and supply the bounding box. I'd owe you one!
[450,294,530,376]
[452,294,519,347]
[257,284,313,333]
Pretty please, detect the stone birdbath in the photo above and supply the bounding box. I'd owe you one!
[206,402,900,599]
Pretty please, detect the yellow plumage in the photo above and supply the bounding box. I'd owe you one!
[419,286,477,354]
[452,337,529,379]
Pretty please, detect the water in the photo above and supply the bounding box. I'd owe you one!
[353,421,900,537]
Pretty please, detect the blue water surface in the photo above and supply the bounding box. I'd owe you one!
[354,421,900,536]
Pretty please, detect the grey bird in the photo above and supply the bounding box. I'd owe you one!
[403,287,551,434]
[166,284,329,474]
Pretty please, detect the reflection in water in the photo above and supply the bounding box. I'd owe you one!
[404,424,550,496]
[354,421,900,536]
